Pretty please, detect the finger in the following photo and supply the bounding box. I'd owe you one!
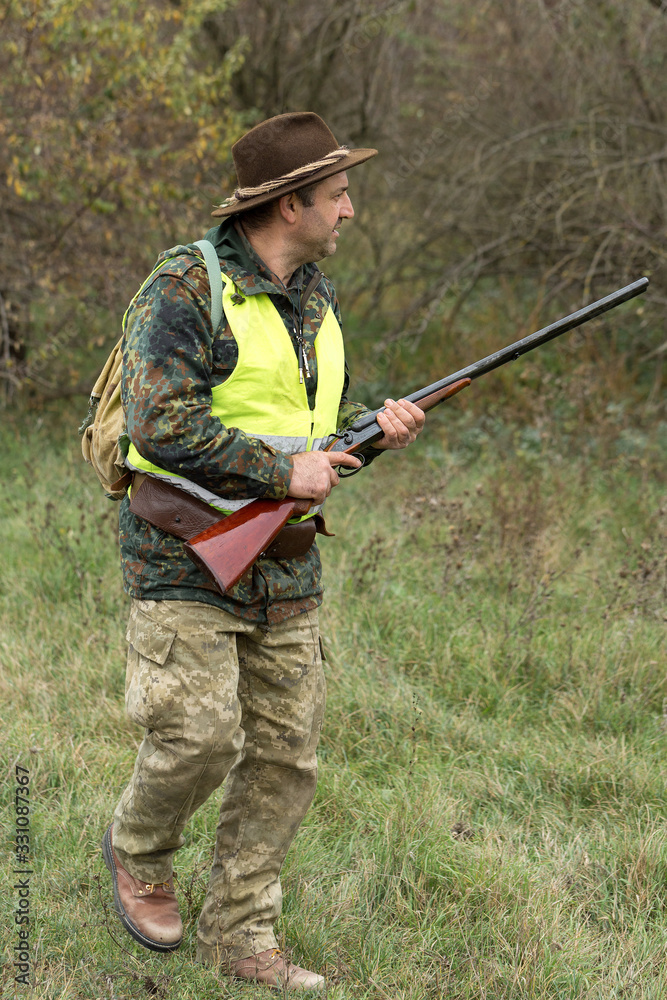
[379,407,412,444]
[375,414,416,452]
[398,398,426,429]
[326,451,363,468]
[318,469,335,501]
[384,398,422,433]
[329,459,340,480]
[390,399,426,438]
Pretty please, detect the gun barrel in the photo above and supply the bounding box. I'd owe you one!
[351,277,649,432]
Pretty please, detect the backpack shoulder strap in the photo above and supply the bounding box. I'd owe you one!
[300,268,323,312]
[193,239,223,333]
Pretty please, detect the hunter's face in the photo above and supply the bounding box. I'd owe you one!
[296,171,354,262]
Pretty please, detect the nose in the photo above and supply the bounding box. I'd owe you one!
[339,192,354,219]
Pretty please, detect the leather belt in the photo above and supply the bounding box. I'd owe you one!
[128,473,328,561]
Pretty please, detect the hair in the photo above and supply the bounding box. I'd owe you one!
[239,181,318,234]
[294,180,318,208]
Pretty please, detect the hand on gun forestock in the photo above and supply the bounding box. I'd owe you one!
[373,397,426,450]
[288,451,362,505]
[288,398,426,505]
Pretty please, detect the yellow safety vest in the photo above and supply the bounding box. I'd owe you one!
[125,269,345,518]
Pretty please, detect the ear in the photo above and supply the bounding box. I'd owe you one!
[278,191,301,225]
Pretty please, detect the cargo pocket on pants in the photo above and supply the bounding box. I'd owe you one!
[125,605,183,740]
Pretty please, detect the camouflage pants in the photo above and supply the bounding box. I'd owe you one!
[112,598,325,962]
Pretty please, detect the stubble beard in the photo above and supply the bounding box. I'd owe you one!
[318,235,337,260]
[298,209,341,264]
[300,226,337,264]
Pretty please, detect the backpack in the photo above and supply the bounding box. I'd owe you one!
[80,240,223,500]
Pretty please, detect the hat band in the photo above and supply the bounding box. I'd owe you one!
[217,147,349,211]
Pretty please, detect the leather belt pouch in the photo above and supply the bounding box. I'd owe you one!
[129,474,320,559]
[129,474,223,541]
[263,518,317,559]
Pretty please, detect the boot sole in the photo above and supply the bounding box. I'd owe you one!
[101,825,182,953]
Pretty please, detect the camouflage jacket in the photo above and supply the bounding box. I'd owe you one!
[119,218,371,625]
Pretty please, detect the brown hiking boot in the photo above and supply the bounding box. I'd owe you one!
[232,949,325,991]
[101,824,182,953]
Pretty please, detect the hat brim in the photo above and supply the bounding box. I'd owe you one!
[211,147,378,217]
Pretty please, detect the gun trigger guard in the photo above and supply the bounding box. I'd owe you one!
[337,454,365,478]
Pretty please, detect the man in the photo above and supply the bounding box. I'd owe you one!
[103,112,425,991]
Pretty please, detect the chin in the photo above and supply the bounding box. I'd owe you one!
[309,239,337,263]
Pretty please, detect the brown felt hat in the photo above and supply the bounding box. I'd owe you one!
[212,112,377,217]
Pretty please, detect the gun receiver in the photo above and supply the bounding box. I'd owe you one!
[184,277,649,594]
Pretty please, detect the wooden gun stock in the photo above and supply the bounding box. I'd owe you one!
[412,377,471,412]
[184,379,473,594]
[184,497,311,594]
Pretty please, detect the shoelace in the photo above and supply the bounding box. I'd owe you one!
[139,880,173,895]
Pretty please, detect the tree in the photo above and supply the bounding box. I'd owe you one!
[0,0,243,399]
[205,0,666,394]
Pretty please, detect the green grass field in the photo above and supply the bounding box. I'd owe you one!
[1,402,665,999]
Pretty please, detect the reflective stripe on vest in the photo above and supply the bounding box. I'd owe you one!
[125,268,345,518]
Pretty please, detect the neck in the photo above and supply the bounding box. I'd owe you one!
[241,223,303,288]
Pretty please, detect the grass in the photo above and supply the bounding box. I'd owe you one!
[0,399,665,999]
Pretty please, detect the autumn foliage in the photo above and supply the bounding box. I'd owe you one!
[1,0,665,412]
[0,0,243,394]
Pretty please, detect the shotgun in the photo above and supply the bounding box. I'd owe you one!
[184,277,648,593]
